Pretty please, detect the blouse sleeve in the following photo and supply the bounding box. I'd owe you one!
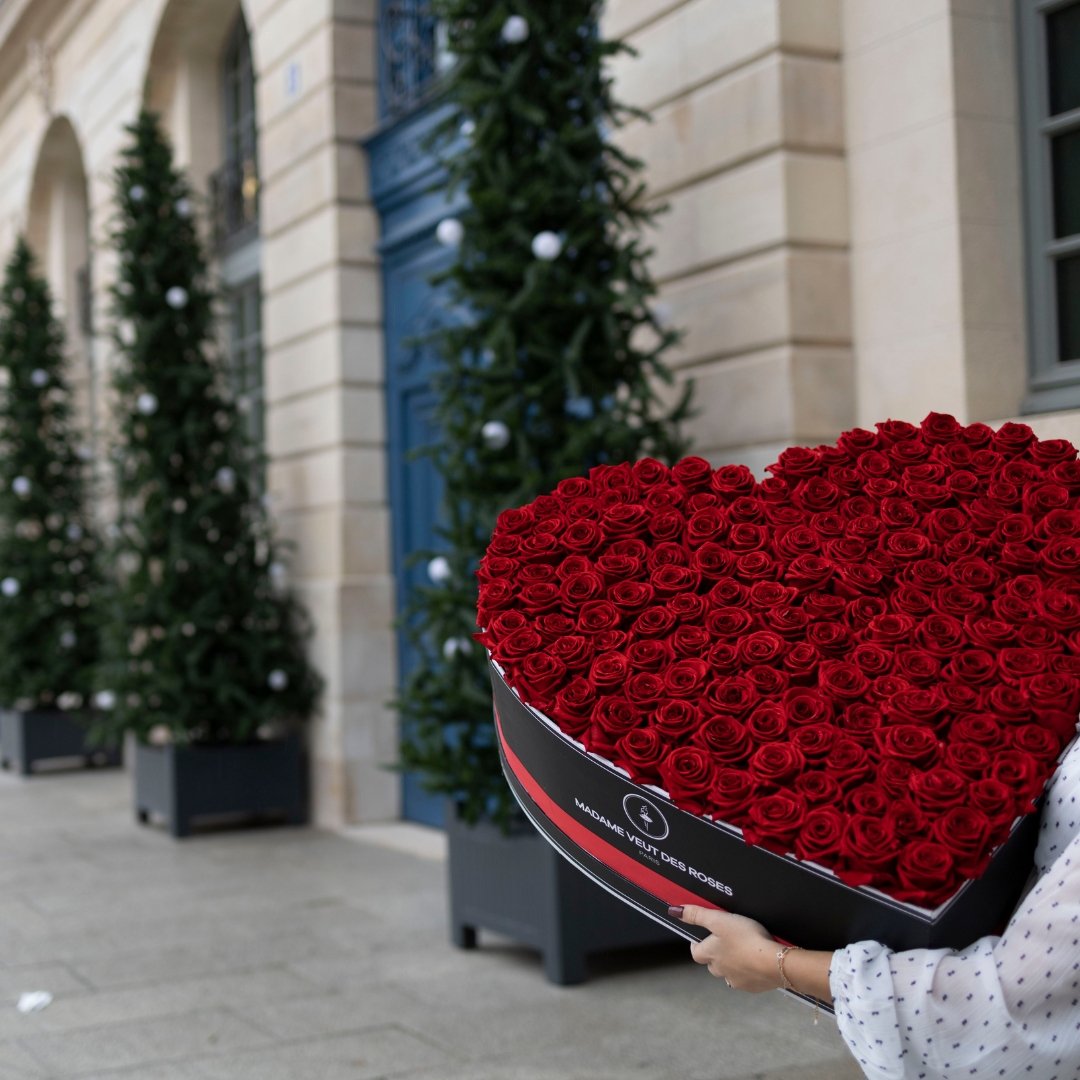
[829,742,1080,1080]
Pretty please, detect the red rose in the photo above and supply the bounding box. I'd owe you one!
[650,564,701,599]
[767,446,821,483]
[876,725,942,769]
[705,641,741,677]
[735,551,778,582]
[964,616,1017,650]
[735,631,786,668]
[796,770,843,808]
[993,421,1035,457]
[625,671,665,711]
[670,624,711,658]
[709,768,757,825]
[607,580,655,617]
[783,687,834,727]
[1010,723,1061,763]
[710,464,756,503]
[594,553,642,586]
[534,613,576,646]
[817,661,870,703]
[743,664,790,699]
[806,622,853,659]
[549,678,598,736]
[558,571,605,613]
[895,842,958,906]
[916,614,967,657]
[847,784,891,817]
[486,610,530,641]
[782,642,821,685]
[632,458,671,487]
[692,543,738,581]
[648,510,686,544]
[749,742,806,788]
[652,701,701,744]
[625,638,673,672]
[562,519,604,556]
[878,757,915,799]
[930,807,992,877]
[703,678,760,720]
[890,586,932,618]
[999,648,1047,683]
[969,778,1019,831]
[585,695,643,755]
[794,808,846,867]
[658,746,716,812]
[837,815,899,885]
[864,613,916,644]
[886,798,929,841]
[478,555,520,583]
[746,703,789,742]
[743,792,807,854]
[893,648,942,685]
[790,723,839,761]
[492,628,543,669]
[555,476,595,500]
[587,651,631,695]
[822,739,874,790]
[667,592,708,625]
[576,600,622,636]
[943,741,992,781]
[546,634,595,672]
[516,652,568,703]
[632,606,678,640]
[839,703,884,747]
[990,750,1044,808]
[1030,437,1077,467]
[663,658,711,699]
[909,768,968,813]
[949,713,1006,750]
[691,716,752,762]
[761,605,810,640]
[1041,537,1080,577]
[671,456,713,493]
[564,497,600,521]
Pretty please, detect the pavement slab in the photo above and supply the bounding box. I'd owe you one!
[0,767,863,1079]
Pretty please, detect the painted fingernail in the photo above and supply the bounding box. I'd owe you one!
[667,905,684,919]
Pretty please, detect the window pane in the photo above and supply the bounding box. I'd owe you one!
[1053,128,1080,237]
[1048,1,1080,116]
[1057,254,1080,362]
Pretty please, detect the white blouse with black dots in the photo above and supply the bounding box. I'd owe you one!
[829,738,1080,1080]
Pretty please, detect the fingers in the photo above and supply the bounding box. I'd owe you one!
[669,904,726,932]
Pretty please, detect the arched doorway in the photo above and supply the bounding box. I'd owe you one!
[26,117,93,449]
[366,1,462,826]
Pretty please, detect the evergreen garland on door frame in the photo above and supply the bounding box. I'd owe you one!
[397,1,692,825]
[0,238,103,713]
[94,111,321,746]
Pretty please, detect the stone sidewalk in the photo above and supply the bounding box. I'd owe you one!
[0,766,862,1080]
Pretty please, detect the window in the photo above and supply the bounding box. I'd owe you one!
[1019,0,1080,410]
[211,15,258,252]
[227,277,264,458]
[378,0,439,120]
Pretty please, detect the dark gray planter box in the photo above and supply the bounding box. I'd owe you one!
[447,801,677,985]
[0,710,119,775]
[134,735,306,838]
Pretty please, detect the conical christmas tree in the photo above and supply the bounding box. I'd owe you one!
[95,111,320,744]
[0,238,102,713]
[397,2,692,824]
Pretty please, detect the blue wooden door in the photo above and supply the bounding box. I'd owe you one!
[368,100,463,827]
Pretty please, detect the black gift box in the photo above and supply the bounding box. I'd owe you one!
[492,659,1065,978]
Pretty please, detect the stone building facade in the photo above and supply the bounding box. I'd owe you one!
[0,0,1072,826]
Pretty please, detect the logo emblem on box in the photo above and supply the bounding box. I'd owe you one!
[624,794,668,841]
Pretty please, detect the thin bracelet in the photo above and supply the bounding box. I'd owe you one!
[777,945,819,1024]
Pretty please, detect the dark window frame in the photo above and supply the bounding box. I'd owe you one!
[1019,0,1080,412]
[226,274,266,469]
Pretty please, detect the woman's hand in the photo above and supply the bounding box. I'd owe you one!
[670,904,835,1003]
[669,905,782,992]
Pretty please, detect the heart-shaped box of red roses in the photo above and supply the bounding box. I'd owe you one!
[476,415,1080,955]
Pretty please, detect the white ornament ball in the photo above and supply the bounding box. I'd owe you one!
[215,466,237,493]
[11,476,30,497]
[531,231,563,261]
[436,217,465,247]
[93,689,116,710]
[181,622,196,637]
[0,577,19,597]
[269,561,287,582]
[481,420,511,450]
[268,669,288,691]
[165,286,189,309]
[129,185,145,202]
[118,320,137,346]
[60,630,77,648]
[427,555,452,584]
[459,118,476,138]
[66,524,82,540]
[30,369,48,387]
[501,15,529,43]
[136,392,158,415]
[175,197,193,218]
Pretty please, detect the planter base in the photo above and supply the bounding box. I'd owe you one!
[0,710,119,775]
[447,803,677,985]
[134,736,306,838]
